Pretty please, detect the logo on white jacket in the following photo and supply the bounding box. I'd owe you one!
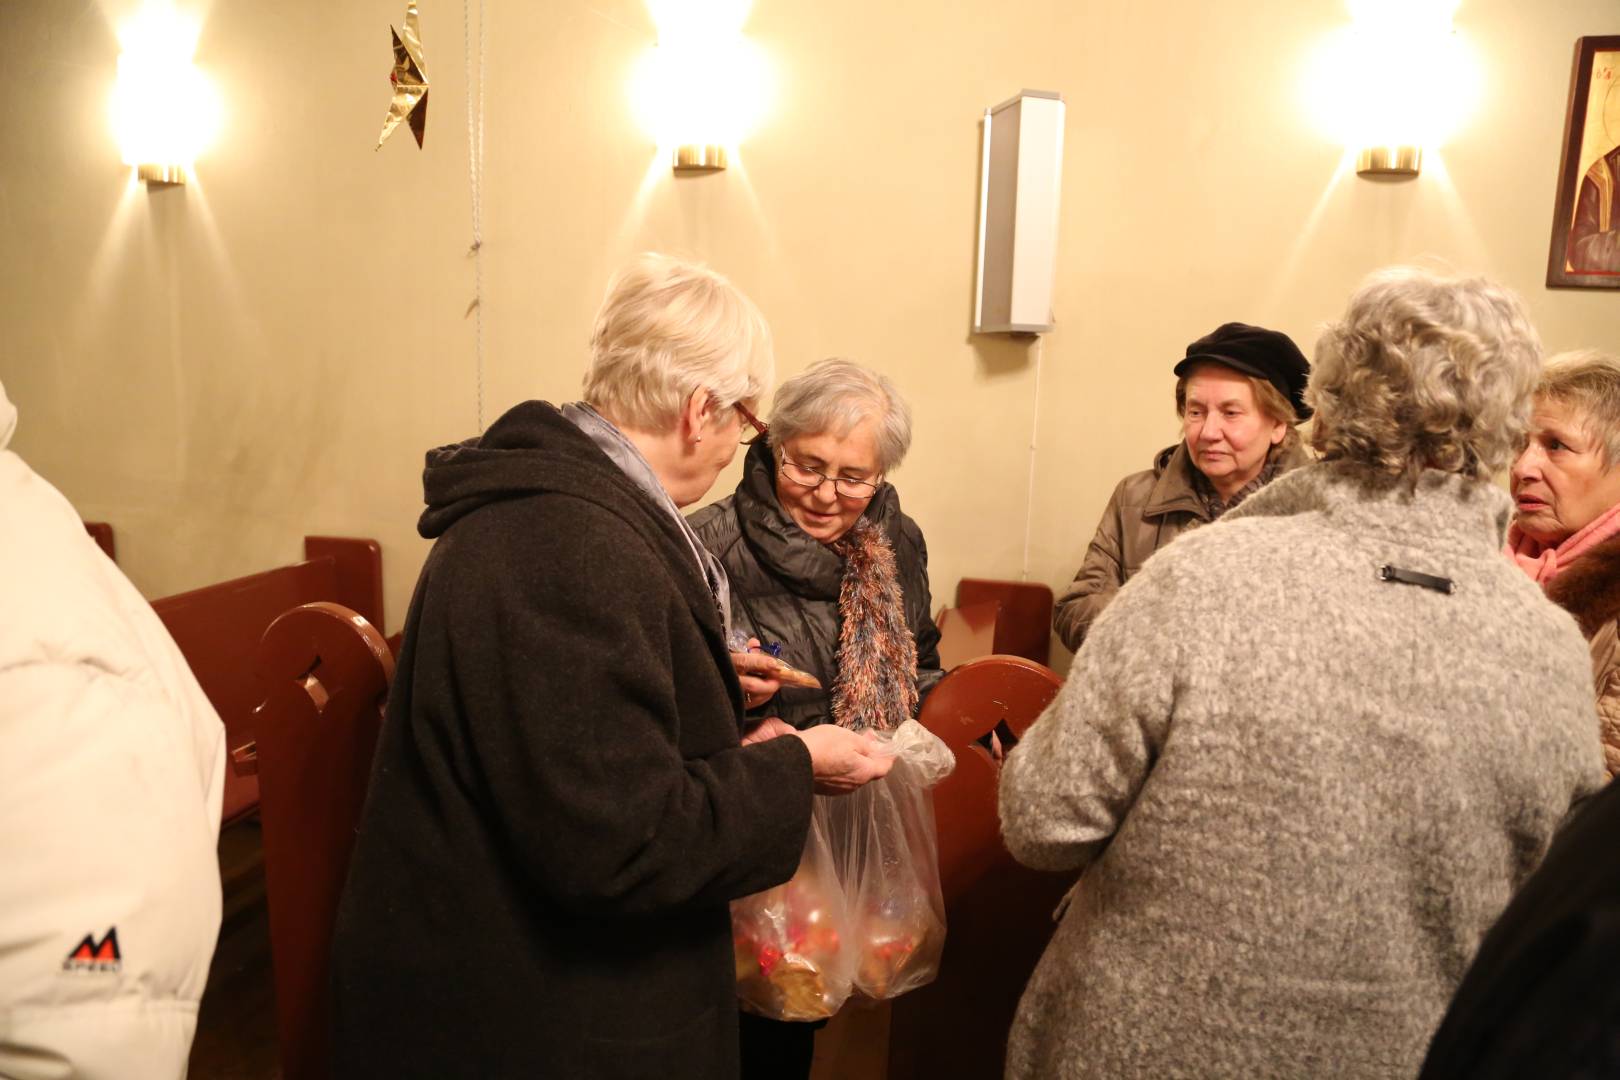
[62,928,122,973]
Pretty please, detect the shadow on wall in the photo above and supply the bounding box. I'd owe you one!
[967,330,1038,379]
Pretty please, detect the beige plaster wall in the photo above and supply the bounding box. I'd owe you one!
[2,0,1616,651]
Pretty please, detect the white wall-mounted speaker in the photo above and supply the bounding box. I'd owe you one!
[973,90,1065,335]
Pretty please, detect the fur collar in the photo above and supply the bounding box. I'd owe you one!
[1546,533,1620,637]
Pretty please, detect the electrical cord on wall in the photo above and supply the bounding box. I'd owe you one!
[1020,335,1043,582]
[464,0,488,432]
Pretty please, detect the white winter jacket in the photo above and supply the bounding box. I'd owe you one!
[0,383,224,1080]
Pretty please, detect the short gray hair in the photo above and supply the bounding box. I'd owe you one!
[767,359,914,474]
[582,253,773,430]
[1307,267,1542,484]
[1535,350,1620,467]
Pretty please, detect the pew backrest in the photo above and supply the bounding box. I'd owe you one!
[151,536,385,822]
[952,578,1055,666]
[890,654,1070,1079]
[249,600,393,1080]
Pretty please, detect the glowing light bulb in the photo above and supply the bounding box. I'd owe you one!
[109,2,221,184]
[631,0,772,172]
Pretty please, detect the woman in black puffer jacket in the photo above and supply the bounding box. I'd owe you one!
[689,357,944,1077]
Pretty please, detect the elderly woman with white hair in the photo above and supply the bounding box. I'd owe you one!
[1507,351,1620,777]
[332,255,891,1080]
[690,357,943,1077]
[998,267,1605,1079]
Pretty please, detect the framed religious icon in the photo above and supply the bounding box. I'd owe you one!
[1547,35,1620,289]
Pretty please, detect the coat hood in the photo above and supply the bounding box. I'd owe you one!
[418,400,637,539]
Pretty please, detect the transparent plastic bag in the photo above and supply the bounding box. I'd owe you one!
[731,806,855,1021]
[823,720,955,1003]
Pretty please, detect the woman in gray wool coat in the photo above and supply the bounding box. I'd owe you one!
[998,267,1606,1080]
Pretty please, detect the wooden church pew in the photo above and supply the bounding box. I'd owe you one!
[886,655,1074,1079]
[150,536,386,824]
[240,600,394,1080]
[950,577,1056,666]
[83,520,115,561]
[71,526,391,1075]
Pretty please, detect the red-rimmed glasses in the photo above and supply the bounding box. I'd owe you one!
[734,401,769,445]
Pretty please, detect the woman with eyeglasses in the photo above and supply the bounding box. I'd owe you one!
[690,357,944,1078]
[330,257,893,1080]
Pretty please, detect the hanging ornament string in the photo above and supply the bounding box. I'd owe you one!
[464,0,488,432]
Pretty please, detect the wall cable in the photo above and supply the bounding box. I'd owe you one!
[464,0,488,432]
[1020,336,1043,582]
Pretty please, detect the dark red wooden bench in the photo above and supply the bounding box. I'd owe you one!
[79,524,394,1079]
[949,577,1056,667]
[243,601,394,1080]
[148,537,385,823]
[887,654,1074,1079]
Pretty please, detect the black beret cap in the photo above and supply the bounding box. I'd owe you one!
[1173,322,1312,420]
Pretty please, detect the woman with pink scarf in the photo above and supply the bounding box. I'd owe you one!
[1509,350,1620,776]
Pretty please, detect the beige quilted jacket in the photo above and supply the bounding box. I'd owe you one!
[1546,535,1620,778]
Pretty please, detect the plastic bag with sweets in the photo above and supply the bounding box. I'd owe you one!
[822,719,955,1003]
[731,805,854,1021]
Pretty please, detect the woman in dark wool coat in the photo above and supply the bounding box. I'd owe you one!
[689,358,944,1078]
[330,254,892,1080]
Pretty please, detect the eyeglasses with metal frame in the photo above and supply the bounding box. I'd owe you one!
[777,455,881,500]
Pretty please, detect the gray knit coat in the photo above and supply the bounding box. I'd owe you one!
[999,464,1606,1080]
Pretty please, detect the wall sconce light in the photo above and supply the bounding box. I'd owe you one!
[1358,145,1422,178]
[633,0,770,174]
[110,2,221,186]
[1306,0,1477,180]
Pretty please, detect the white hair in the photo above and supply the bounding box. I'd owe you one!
[1307,266,1542,484]
[582,253,773,430]
[767,358,914,473]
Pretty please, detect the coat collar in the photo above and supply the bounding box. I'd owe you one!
[1547,533,1620,638]
[1143,439,1313,520]
[1223,462,1514,560]
[1144,443,1208,520]
[732,441,901,601]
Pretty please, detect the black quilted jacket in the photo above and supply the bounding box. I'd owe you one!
[688,441,944,730]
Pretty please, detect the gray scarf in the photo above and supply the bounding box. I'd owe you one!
[561,402,732,638]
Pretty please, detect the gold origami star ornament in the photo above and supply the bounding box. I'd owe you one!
[376,1,429,150]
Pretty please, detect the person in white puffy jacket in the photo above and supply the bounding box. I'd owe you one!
[0,379,224,1080]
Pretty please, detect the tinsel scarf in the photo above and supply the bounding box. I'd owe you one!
[830,519,918,732]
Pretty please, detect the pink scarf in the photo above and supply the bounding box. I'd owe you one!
[1506,501,1620,584]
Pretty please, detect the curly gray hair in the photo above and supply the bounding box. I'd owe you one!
[767,359,913,474]
[1307,267,1542,484]
[1535,350,1620,467]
